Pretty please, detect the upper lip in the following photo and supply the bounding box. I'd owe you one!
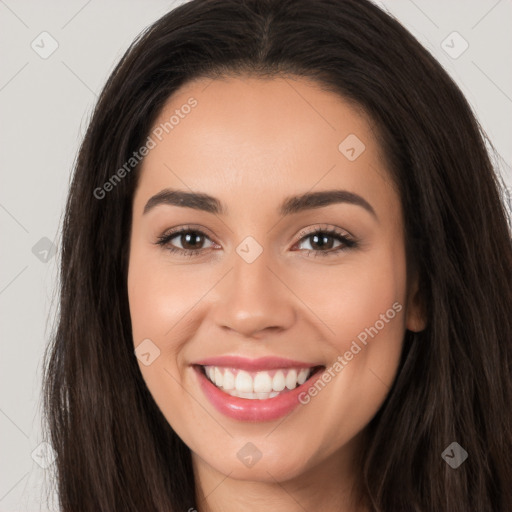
[192,355,321,372]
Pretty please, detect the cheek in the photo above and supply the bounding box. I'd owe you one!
[295,244,407,445]
[127,244,206,348]
[288,242,408,356]
[288,242,408,430]
[127,241,225,421]
[127,244,206,427]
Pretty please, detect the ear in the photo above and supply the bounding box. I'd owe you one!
[405,273,427,332]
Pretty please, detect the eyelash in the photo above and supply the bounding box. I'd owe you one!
[155,225,358,258]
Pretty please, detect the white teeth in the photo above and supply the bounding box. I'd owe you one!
[226,390,281,399]
[235,370,253,393]
[214,367,224,387]
[297,368,309,385]
[272,370,286,392]
[203,365,316,398]
[285,369,298,390]
[253,371,273,393]
[222,369,235,390]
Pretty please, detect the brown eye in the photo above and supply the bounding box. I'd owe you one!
[301,232,338,251]
[294,228,357,257]
[156,228,216,256]
[176,231,207,250]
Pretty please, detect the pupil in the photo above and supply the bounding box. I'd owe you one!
[312,234,333,250]
[182,232,203,250]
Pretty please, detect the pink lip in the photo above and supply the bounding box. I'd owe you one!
[192,355,317,372]
[193,364,325,422]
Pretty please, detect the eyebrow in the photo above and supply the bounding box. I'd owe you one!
[143,188,377,219]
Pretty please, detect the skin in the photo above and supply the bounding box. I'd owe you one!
[127,75,425,512]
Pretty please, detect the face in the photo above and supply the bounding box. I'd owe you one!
[127,75,424,489]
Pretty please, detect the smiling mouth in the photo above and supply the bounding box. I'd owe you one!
[197,364,325,400]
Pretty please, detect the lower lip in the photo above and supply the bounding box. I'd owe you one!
[194,365,324,422]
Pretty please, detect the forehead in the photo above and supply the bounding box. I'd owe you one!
[134,75,395,217]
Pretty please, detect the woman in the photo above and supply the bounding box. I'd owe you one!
[42,0,512,510]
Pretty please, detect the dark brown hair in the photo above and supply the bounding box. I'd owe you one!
[42,0,512,510]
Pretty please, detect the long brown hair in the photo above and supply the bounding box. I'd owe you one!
[42,0,512,510]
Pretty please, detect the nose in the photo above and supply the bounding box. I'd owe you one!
[211,247,297,338]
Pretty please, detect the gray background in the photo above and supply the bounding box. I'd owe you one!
[1,0,511,510]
